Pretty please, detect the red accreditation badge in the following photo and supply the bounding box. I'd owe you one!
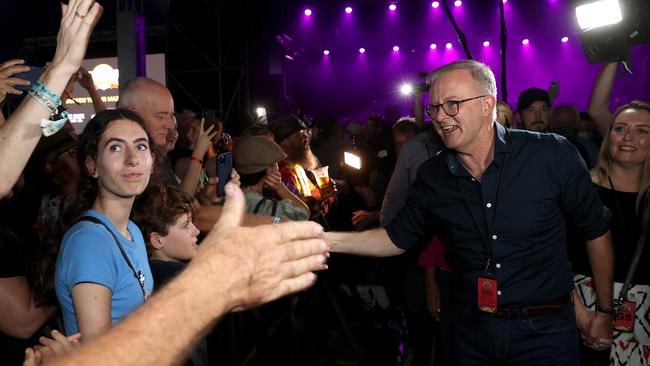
[477,276,498,313]
[614,300,636,332]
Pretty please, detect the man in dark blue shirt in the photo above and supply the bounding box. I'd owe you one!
[325,60,614,365]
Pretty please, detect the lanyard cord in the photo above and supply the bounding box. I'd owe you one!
[455,154,507,274]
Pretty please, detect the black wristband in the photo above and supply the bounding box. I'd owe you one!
[595,303,615,315]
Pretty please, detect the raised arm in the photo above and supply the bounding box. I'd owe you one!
[0,0,103,198]
[587,62,618,138]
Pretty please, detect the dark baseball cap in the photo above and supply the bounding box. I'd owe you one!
[517,87,551,112]
[268,114,307,143]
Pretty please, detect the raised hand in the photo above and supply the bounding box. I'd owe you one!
[193,183,329,311]
[0,59,31,103]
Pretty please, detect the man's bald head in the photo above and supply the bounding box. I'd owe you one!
[118,77,177,154]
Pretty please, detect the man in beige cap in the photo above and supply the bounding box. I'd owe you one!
[234,135,310,221]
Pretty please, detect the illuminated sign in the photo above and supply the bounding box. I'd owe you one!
[89,64,119,91]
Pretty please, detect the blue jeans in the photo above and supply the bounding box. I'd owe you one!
[451,303,579,365]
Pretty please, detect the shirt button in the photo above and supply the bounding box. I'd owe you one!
[492,234,498,240]
[497,290,502,296]
[495,263,501,269]
[486,203,492,208]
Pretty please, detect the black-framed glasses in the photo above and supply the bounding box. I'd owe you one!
[424,95,489,118]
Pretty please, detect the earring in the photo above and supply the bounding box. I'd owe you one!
[92,171,98,178]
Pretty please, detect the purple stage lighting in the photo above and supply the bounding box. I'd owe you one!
[359,47,366,54]
[454,0,462,7]
[503,0,507,3]
[393,45,400,52]
[345,6,352,14]
[285,54,294,60]
[304,8,312,16]
[388,3,397,11]
[483,41,490,47]
[522,38,530,45]
[431,1,440,8]
[561,36,569,43]
[323,50,330,55]
[445,42,453,49]
[430,43,437,50]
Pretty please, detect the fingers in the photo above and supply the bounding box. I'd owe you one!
[213,183,245,230]
[282,253,328,278]
[270,220,324,244]
[280,237,330,263]
[274,272,319,300]
[23,348,39,366]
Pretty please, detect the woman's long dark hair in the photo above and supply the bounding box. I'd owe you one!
[32,108,153,306]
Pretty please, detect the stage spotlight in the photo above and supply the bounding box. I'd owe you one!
[345,6,353,14]
[454,0,462,7]
[323,50,330,55]
[576,0,650,63]
[432,1,440,8]
[522,38,530,45]
[430,43,437,49]
[400,83,413,96]
[483,41,490,47]
[445,42,453,49]
[359,47,366,53]
[304,8,312,16]
[561,36,569,43]
[503,0,508,3]
[393,45,400,52]
[576,0,622,30]
[389,3,397,11]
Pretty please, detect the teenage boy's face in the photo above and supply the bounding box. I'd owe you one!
[158,213,200,261]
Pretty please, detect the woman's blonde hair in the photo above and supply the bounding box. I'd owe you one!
[592,100,650,222]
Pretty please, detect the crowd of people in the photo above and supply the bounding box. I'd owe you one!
[0,0,648,365]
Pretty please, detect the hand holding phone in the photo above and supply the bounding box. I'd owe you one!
[202,109,216,132]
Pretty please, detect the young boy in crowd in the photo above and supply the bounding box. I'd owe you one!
[131,184,200,288]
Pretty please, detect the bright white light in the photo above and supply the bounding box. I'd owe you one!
[323,49,330,55]
[561,36,569,43]
[359,47,366,54]
[430,43,437,50]
[392,45,400,52]
[345,6,353,14]
[522,38,529,45]
[304,8,312,16]
[483,41,490,47]
[400,83,413,95]
[344,152,361,169]
[255,107,266,118]
[432,1,440,8]
[445,42,453,49]
[576,0,622,30]
[389,3,397,11]
[454,0,462,7]
[503,0,508,3]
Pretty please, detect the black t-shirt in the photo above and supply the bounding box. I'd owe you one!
[0,226,39,366]
[149,259,187,289]
[569,184,648,285]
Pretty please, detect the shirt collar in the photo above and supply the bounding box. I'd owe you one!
[445,121,511,176]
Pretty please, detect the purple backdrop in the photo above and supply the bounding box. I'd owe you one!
[280,0,650,122]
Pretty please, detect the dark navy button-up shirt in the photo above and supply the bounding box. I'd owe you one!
[386,123,611,307]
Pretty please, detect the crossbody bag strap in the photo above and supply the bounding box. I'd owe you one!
[77,216,147,300]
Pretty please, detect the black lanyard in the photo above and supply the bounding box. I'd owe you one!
[455,154,507,274]
[78,216,147,300]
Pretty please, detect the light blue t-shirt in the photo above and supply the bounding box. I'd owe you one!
[54,210,153,335]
